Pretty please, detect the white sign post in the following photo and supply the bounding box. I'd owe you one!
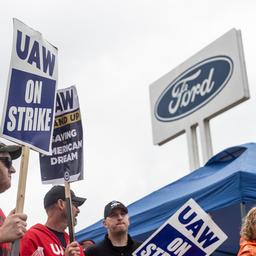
[150,29,249,170]
[133,199,227,256]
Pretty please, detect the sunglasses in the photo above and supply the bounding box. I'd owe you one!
[0,157,12,169]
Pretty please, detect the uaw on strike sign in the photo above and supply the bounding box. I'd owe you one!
[133,199,227,256]
[1,19,57,154]
[39,86,84,184]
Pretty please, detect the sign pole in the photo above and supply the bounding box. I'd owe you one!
[64,182,75,242]
[11,145,30,256]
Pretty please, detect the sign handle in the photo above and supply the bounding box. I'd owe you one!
[64,182,75,242]
[11,145,30,256]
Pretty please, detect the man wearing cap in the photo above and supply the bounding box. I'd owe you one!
[0,142,27,256]
[20,185,86,256]
[85,200,141,256]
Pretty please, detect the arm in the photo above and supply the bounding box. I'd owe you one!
[20,231,40,256]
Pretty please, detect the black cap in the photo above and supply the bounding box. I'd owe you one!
[0,142,22,160]
[104,200,128,218]
[44,185,86,209]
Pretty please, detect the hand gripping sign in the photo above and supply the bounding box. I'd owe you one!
[39,85,84,184]
[133,199,227,256]
[1,18,58,155]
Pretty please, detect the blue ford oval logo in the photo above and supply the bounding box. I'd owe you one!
[155,56,233,121]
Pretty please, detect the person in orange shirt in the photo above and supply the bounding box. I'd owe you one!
[238,207,256,256]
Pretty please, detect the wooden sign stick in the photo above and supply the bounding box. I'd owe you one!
[65,182,75,242]
[11,145,30,256]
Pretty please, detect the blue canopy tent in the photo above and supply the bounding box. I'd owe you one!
[76,143,256,255]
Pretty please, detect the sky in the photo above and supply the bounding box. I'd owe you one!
[0,0,256,235]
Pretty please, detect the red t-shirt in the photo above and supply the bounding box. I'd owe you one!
[20,223,84,256]
[0,208,12,256]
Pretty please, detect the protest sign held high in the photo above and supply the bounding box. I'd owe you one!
[1,18,58,155]
[40,85,84,184]
[133,199,227,256]
[0,19,58,256]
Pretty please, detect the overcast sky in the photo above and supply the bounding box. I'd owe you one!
[0,0,256,234]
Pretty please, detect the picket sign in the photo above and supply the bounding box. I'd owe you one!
[133,199,227,256]
[2,18,57,256]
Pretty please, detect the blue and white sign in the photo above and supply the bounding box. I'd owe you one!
[1,18,58,154]
[39,86,84,184]
[133,199,227,256]
[155,56,233,122]
[150,29,249,145]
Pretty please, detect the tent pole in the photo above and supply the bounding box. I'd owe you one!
[240,202,246,221]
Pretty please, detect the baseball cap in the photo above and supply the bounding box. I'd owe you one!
[44,185,86,209]
[104,200,128,218]
[0,142,22,160]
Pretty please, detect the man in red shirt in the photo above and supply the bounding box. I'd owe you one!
[0,142,27,256]
[20,185,86,256]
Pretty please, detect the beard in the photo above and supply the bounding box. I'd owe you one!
[73,217,77,226]
[0,179,11,193]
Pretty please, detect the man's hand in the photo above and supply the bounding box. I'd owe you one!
[65,241,81,256]
[0,210,27,243]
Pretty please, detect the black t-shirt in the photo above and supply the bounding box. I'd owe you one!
[46,226,67,248]
[85,234,141,256]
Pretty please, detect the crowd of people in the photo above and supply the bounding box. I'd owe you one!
[0,141,141,256]
[2,140,256,256]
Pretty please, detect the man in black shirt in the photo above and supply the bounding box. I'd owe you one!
[85,200,141,256]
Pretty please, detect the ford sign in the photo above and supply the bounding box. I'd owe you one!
[155,56,234,122]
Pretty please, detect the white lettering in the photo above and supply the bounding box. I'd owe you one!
[52,141,82,155]
[25,80,42,104]
[7,106,17,131]
[139,243,170,256]
[24,107,33,130]
[140,243,157,256]
[50,243,64,255]
[50,152,78,165]
[167,238,191,256]
[52,129,77,143]
[168,68,215,114]
[6,106,52,131]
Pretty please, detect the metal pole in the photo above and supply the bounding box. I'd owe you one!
[240,202,246,221]
[199,119,213,164]
[186,125,200,171]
